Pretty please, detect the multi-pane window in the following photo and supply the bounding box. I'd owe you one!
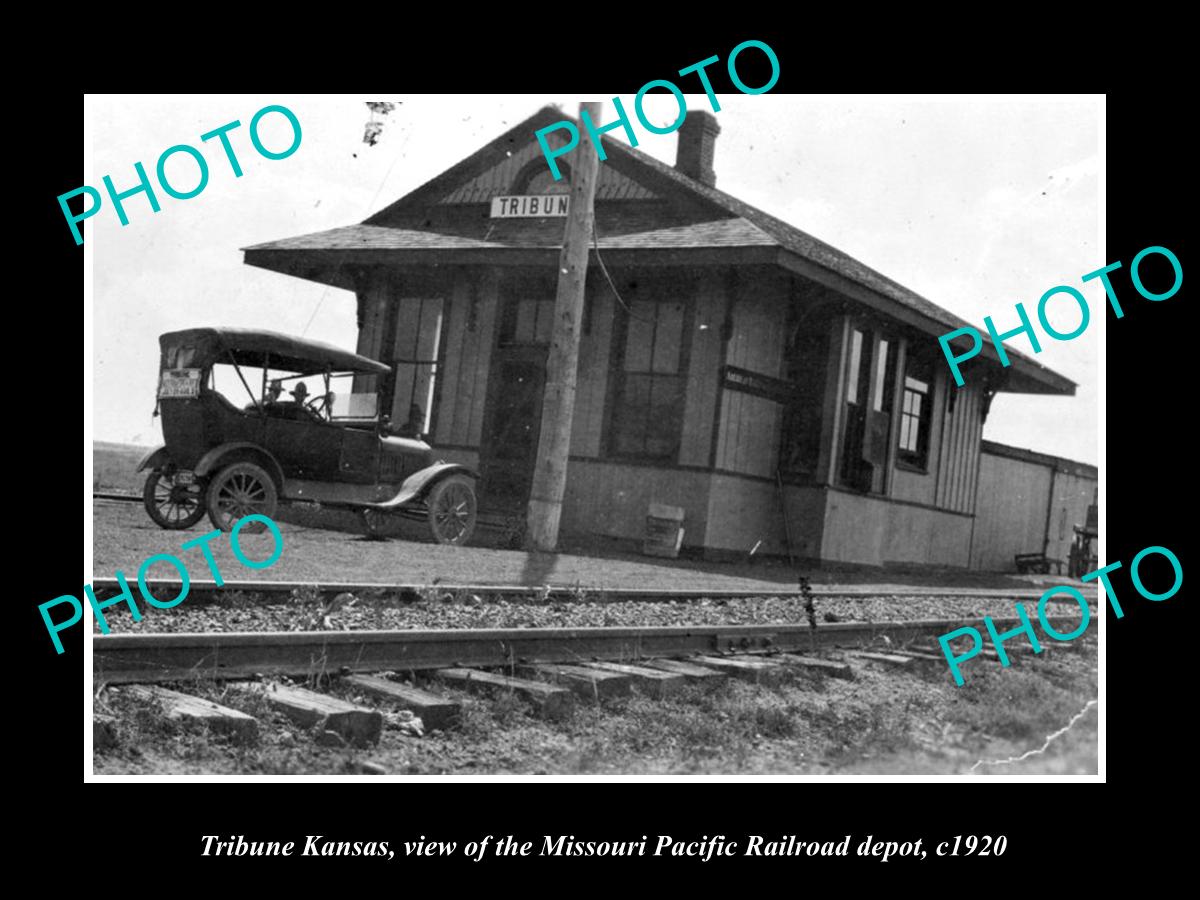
[898,355,933,468]
[611,297,687,460]
[390,297,443,437]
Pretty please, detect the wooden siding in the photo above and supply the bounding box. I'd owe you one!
[713,275,788,477]
[822,488,972,567]
[970,448,1097,571]
[932,376,983,514]
[704,477,825,556]
[560,459,712,548]
[433,269,498,448]
[568,281,614,458]
[679,277,725,467]
[438,136,656,204]
[970,453,1054,570]
[1045,470,1097,563]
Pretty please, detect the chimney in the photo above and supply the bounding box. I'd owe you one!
[675,110,720,186]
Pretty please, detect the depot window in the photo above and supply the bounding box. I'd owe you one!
[609,288,690,461]
[898,353,933,469]
[389,297,443,437]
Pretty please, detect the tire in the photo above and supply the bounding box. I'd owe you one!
[426,474,477,546]
[205,462,279,532]
[143,470,206,530]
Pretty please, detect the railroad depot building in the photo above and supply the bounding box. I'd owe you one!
[244,105,1095,570]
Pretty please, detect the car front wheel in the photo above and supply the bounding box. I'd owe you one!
[426,474,477,546]
[206,462,279,532]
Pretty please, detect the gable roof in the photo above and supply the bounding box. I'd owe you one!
[245,105,1075,395]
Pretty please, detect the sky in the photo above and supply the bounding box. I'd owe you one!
[86,94,1101,464]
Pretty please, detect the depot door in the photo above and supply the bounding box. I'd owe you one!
[479,349,546,512]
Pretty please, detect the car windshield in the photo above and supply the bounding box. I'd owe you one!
[207,364,379,424]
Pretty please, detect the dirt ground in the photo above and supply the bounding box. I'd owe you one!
[93,638,1098,776]
[93,499,1081,595]
[93,441,1071,591]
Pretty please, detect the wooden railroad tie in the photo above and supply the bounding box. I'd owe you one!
[125,684,258,744]
[228,682,382,747]
[519,664,632,701]
[690,655,786,686]
[584,661,686,699]
[436,668,575,721]
[342,674,461,731]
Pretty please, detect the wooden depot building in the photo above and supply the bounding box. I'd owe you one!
[244,105,1084,569]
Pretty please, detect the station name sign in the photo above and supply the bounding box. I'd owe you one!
[490,194,570,218]
[722,365,794,403]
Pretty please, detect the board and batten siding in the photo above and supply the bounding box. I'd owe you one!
[432,270,498,448]
[713,275,788,478]
[568,282,615,459]
[970,453,1054,570]
[561,459,712,548]
[970,443,1097,571]
[678,277,725,467]
[1044,469,1097,563]
[933,376,984,515]
[438,134,656,204]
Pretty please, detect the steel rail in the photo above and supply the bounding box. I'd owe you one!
[88,577,1093,604]
[92,615,1092,684]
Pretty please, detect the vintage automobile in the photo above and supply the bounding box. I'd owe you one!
[138,327,478,545]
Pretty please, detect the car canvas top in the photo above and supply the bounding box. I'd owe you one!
[159,327,391,376]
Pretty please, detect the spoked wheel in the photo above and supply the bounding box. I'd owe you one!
[206,462,278,532]
[426,475,477,545]
[143,469,206,529]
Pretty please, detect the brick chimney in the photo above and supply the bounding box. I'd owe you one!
[675,111,720,186]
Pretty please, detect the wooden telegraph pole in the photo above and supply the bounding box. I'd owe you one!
[525,101,602,551]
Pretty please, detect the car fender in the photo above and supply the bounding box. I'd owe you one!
[136,445,170,472]
[194,442,286,489]
[369,462,477,510]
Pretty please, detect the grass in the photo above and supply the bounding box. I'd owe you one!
[95,638,1099,775]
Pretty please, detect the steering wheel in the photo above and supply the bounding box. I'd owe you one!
[305,394,330,418]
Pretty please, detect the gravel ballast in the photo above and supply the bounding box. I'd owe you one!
[100,590,1083,634]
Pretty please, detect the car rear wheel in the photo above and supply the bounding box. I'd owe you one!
[143,469,206,529]
[206,462,279,532]
[426,474,476,545]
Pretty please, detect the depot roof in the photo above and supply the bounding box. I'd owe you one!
[244,105,1075,396]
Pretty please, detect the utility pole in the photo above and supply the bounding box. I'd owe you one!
[525,101,601,551]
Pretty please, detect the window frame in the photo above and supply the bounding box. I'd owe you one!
[605,280,694,464]
[838,323,899,492]
[896,353,934,472]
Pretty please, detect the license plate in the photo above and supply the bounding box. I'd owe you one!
[158,369,201,399]
[174,471,195,484]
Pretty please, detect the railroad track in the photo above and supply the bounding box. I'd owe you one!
[93,615,1095,758]
[90,577,1092,605]
[93,491,141,503]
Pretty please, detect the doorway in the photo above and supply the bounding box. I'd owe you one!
[838,325,895,493]
[479,349,547,512]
